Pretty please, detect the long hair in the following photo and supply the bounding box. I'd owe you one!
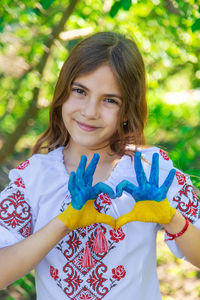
[32,32,148,156]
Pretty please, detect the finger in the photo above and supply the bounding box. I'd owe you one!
[76,155,87,185]
[116,180,138,197]
[160,168,176,195]
[85,153,100,186]
[68,171,76,191]
[92,182,116,199]
[95,211,116,228]
[71,197,83,210]
[134,152,147,185]
[79,200,116,228]
[69,172,81,209]
[116,180,128,197]
[149,153,159,186]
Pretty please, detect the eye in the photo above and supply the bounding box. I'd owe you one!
[72,87,86,96]
[104,98,119,105]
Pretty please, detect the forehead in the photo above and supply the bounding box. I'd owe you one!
[73,64,121,95]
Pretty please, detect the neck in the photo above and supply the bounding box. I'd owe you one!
[63,142,121,184]
[65,143,111,162]
[63,140,120,172]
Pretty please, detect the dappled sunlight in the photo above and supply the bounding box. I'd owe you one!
[165,89,200,105]
[157,231,200,299]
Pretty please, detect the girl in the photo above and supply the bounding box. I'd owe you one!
[0,32,200,300]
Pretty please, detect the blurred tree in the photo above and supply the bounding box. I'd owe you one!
[0,0,199,184]
[0,1,199,298]
[0,0,79,162]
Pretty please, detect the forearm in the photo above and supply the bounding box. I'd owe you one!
[0,217,70,289]
[163,211,200,268]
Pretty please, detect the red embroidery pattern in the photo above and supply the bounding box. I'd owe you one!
[52,195,126,299]
[19,220,32,238]
[159,149,170,160]
[172,183,200,223]
[74,287,99,300]
[112,265,126,281]
[0,190,32,237]
[79,292,92,300]
[14,177,25,188]
[176,171,186,185]
[50,266,59,280]
[63,230,83,260]
[63,264,84,296]
[16,160,30,170]
[77,224,98,239]
[86,264,108,295]
[99,194,112,205]
[109,228,125,243]
[94,193,112,214]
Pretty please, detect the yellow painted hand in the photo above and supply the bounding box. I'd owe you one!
[115,152,177,228]
[58,154,116,230]
[59,200,115,230]
[116,198,176,229]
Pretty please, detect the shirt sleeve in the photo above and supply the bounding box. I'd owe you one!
[157,150,200,258]
[0,170,33,248]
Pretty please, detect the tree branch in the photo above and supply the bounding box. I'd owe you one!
[164,0,181,15]
[0,0,80,163]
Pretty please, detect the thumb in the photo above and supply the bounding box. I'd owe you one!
[116,180,130,197]
[92,182,116,199]
[116,180,137,197]
[94,210,116,228]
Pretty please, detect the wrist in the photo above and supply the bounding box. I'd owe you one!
[162,211,189,241]
[162,210,183,230]
[54,215,71,236]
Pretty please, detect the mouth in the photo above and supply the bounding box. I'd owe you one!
[76,121,99,132]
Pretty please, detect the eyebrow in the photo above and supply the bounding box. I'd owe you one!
[72,81,123,101]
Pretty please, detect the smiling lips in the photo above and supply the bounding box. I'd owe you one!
[76,121,99,132]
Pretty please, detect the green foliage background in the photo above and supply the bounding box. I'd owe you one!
[0,0,200,298]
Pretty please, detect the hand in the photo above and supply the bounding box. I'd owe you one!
[69,153,115,210]
[58,153,116,230]
[115,152,177,228]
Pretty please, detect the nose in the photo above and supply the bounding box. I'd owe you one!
[81,98,99,119]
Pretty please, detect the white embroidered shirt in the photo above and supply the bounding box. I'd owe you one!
[0,147,199,300]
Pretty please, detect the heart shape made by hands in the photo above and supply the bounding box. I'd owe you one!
[91,197,176,229]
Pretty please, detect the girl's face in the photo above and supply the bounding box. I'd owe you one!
[62,64,123,152]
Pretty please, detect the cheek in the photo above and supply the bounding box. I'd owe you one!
[104,109,120,126]
[102,111,120,138]
[61,102,72,128]
[62,98,77,116]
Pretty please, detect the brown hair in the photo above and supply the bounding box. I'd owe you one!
[32,32,148,156]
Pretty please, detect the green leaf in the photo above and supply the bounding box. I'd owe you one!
[0,16,4,32]
[109,1,121,18]
[24,7,41,17]
[109,0,132,17]
[121,0,132,11]
[192,18,200,32]
[40,0,55,10]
